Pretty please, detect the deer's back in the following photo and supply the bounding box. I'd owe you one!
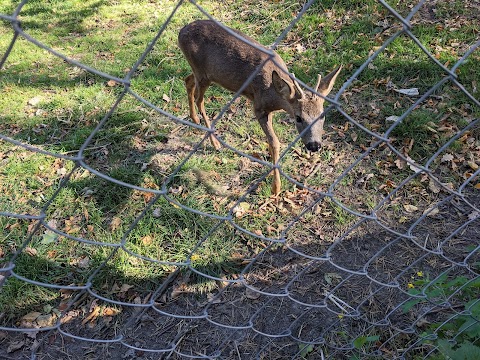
[178,20,286,99]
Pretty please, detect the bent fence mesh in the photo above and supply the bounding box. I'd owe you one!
[1,0,479,358]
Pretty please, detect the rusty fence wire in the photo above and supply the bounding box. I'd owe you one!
[1,0,479,359]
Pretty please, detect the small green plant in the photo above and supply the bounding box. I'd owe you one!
[353,335,380,350]
[298,343,315,358]
[403,272,480,359]
[348,334,380,360]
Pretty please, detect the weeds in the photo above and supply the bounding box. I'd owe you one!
[404,272,480,359]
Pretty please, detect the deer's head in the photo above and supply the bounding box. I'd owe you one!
[272,66,342,152]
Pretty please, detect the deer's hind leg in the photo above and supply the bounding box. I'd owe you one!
[185,74,201,125]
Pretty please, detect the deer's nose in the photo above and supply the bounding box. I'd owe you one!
[306,141,321,152]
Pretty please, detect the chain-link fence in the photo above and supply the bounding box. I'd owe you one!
[1,0,479,358]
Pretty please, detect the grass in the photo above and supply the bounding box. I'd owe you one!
[1,0,479,357]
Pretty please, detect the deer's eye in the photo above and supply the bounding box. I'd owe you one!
[295,116,302,123]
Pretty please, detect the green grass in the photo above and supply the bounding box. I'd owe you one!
[0,2,479,356]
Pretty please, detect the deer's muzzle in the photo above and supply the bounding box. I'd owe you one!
[305,141,321,152]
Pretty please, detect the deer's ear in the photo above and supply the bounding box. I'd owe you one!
[272,71,296,100]
[314,74,322,92]
[317,65,342,96]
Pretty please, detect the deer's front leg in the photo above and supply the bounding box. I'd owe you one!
[257,112,281,196]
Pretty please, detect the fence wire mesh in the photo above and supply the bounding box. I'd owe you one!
[1,0,479,358]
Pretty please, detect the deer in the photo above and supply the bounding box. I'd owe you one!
[178,20,342,196]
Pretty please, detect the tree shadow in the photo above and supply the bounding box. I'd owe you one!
[11,0,106,37]
[1,200,478,359]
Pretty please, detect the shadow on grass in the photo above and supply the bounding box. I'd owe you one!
[9,0,107,37]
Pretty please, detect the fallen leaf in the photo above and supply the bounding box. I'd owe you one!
[467,161,479,170]
[266,225,276,234]
[443,182,454,190]
[404,204,418,213]
[386,115,401,123]
[47,219,58,229]
[441,153,454,162]
[25,247,37,256]
[394,88,419,96]
[140,162,149,171]
[41,231,57,245]
[169,186,183,195]
[4,222,20,232]
[7,340,25,353]
[207,292,222,304]
[464,171,473,179]
[468,210,479,221]
[82,307,101,326]
[110,217,122,231]
[245,287,261,300]
[253,229,263,236]
[64,217,81,234]
[27,220,39,234]
[233,202,250,218]
[61,310,79,324]
[76,256,90,269]
[65,225,80,235]
[385,179,396,188]
[35,314,56,328]
[103,307,120,316]
[406,156,422,173]
[27,96,42,106]
[295,43,306,53]
[119,283,134,293]
[394,158,405,170]
[171,286,188,299]
[141,235,153,245]
[21,312,41,323]
[58,301,69,311]
[162,94,170,102]
[428,179,441,194]
[324,272,342,285]
[142,191,155,203]
[56,167,67,176]
[106,79,118,87]
[423,207,440,217]
[25,331,38,340]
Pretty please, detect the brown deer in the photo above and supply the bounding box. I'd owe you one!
[178,20,341,196]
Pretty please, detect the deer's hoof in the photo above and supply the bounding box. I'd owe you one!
[210,135,222,150]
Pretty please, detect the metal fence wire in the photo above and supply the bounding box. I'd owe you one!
[1,0,479,358]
